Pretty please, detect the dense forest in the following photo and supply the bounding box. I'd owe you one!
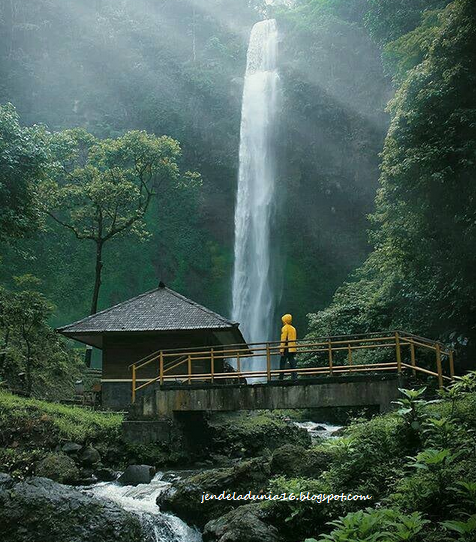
[1,2,476,542]
[1,0,475,381]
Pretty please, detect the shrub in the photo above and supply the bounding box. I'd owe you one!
[316,507,429,542]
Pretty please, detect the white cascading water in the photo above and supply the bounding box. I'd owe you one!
[232,19,279,371]
[87,473,201,542]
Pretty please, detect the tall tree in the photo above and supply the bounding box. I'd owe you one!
[39,128,197,365]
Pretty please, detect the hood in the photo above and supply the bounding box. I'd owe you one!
[282,314,292,325]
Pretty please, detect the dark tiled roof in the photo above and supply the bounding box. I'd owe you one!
[57,285,237,334]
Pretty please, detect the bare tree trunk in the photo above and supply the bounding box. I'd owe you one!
[0,328,9,377]
[90,240,103,315]
[24,332,32,395]
[84,240,103,367]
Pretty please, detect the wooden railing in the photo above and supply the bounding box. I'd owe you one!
[130,331,456,402]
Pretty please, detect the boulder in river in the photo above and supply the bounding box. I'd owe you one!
[118,464,155,486]
[157,457,270,527]
[203,504,282,542]
[270,444,308,477]
[35,452,80,484]
[0,474,144,542]
[79,445,101,466]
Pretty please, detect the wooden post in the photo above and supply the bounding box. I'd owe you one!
[236,352,241,375]
[211,348,214,384]
[132,365,136,403]
[395,332,402,374]
[159,351,164,385]
[435,343,443,389]
[328,340,333,375]
[449,350,455,380]
[266,343,271,382]
[410,340,416,377]
[188,355,192,385]
[348,344,352,371]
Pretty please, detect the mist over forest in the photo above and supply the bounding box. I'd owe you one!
[1,0,475,378]
[2,2,476,542]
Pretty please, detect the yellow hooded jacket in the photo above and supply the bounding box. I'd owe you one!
[280,314,297,354]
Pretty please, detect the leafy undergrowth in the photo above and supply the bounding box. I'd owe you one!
[263,375,476,542]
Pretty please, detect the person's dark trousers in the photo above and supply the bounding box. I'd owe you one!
[279,351,297,380]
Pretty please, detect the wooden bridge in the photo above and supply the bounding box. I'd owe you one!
[129,331,456,416]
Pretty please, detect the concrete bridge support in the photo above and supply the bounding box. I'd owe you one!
[123,375,404,443]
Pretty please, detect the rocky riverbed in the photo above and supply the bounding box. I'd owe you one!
[0,399,342,542]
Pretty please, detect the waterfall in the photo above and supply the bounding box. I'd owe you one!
[232,19,279,370]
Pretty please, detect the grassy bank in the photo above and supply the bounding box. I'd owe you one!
[0,390,123,476]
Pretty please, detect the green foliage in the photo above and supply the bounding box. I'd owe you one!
[38,127,193,316]
[307,0,476,362]
[0,279,81,396]
[441,515,476,541]
[319,508,429,542]
[0,103,51,241]
[383,10,444,82]
[0,390,122,443]
[364,0,451,46]
[266,475,333,538]
[41,128,186,244]
[392,387,428,440]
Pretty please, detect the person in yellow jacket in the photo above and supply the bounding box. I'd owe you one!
[279,314,297,381]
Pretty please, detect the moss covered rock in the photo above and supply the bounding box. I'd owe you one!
[35,453,80,484]
[203,504,282,542]
[270,444,334,478]
[207,411,311,458]
[157,457,271,527]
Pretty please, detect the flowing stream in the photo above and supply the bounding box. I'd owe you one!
[86,472,201,542]
[232,19,280,371]
[85,421,340,541]
[293,421,342,443]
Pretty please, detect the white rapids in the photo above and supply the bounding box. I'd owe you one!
[86,473,201,542]
[294,421,343,442]
[232,19,280,375]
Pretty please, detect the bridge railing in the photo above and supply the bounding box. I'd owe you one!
[130,331,456,402]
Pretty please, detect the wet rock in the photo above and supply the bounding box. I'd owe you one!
[0,473,14,489]
[61,442,82,454]
[157,457,270,527]
[270,444,334,478]
[96,468,117,482]
[118,464,155,486]
[0,475,144,542]
[304,447,334,477]
[270,444,308,477]
[79,446,101,467]
[203,504,282,542]
[207,412,311,459]
[35,453,80,484]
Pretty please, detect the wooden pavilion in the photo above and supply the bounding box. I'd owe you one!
[57,282,246,408]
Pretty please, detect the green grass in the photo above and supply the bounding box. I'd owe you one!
[0,390,123,443]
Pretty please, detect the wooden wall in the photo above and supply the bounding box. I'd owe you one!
[102,330,226,380]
